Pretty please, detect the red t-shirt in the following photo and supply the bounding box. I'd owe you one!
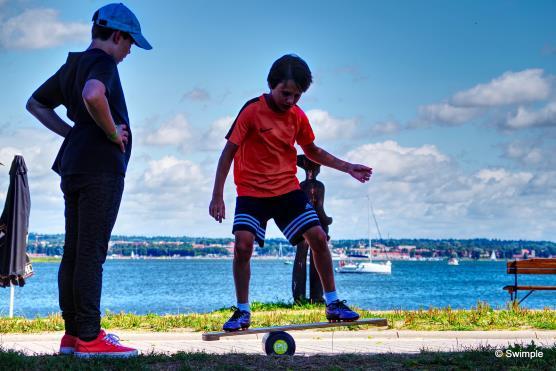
[225,95,315,197]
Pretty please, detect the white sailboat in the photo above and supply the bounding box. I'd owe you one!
[336,258,392,273]
[447,257,459,265]
[490,250,497,261]
[279,243,293,265]
[336,195,392,274]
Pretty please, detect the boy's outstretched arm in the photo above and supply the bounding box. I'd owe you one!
[301,142,372,183]
[26,97,72,138]
[209,141,239,223]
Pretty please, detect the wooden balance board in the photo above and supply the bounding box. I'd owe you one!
[202,318,387,341]
[203,318,388,356]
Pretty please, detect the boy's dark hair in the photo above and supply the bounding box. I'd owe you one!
[91,10,133,42]
[267,54,313,92]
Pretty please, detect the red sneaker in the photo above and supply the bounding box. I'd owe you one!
[74,330,138,358]
[59,333,77,355]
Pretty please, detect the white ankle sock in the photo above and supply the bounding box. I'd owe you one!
[237,302,250,312]
[324,291,339,305]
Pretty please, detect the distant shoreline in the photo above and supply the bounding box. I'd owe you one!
[30,255,506,263]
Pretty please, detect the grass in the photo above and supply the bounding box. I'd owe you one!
[0,342,554,370]
[0,301,555,334]
[30,257,62,263]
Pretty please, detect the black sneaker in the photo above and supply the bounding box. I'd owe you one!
[223,306,251,331]
[326,300,360,322]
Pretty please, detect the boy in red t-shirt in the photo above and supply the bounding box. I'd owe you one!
[209,54,372,331]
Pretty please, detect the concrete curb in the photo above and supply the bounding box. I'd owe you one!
[351,330,556,339]
[1,330,555,356]
[2,330,555,342]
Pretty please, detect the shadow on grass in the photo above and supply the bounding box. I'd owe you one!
[0,343,554,371]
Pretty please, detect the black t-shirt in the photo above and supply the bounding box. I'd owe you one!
[32,48,131,176]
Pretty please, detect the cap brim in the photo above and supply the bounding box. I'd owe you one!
[131,32,152,50]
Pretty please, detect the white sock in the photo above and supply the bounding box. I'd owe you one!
[324,291,339,305]
[237,302,250,312]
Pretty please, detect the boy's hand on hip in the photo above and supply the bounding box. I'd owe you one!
[209,197,226,223]
[348,164,372,183]
[108,124,129,153]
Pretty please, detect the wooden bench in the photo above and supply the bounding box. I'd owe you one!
[503,258,556,304]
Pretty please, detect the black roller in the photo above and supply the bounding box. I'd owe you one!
[262,331,296,356]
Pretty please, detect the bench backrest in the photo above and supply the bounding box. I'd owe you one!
[507,258,556,274]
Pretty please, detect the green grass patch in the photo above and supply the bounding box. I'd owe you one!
[0,342,554,370]
[0,301,554,333]
[30,257,62,263]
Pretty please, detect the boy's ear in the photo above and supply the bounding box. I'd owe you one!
[112,30,122,44]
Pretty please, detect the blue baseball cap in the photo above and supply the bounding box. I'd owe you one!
[93,3,152,50]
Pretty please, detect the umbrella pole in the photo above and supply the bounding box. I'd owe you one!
[9,284,14,318]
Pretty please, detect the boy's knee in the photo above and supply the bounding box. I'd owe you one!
[235,241,253,255]
[305,227,328,251]
[234,232,255,260]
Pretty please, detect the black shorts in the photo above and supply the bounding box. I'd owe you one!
[232,190,322,247]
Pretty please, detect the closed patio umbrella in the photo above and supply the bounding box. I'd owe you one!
[0,155,33,317]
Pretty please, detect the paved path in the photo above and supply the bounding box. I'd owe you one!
[1,330,555,356]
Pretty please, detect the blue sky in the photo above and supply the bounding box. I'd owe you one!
[0,0,555,240]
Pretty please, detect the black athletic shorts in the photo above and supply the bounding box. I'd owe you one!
[232,190,322,247]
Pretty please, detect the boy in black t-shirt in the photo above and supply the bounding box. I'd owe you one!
[26,3,151,358]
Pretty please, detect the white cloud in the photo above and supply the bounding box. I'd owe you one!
[114,155,218,236]
[452,69,550,107]
[0,8,89,49]
[306,109,358,140]
[418,103,481,125]
[528,171,556,192]
[202,116,232,150]
[503,142,543,165]
[142,156,204,189]
[462,168,536,219]
[416,69,553,127]
[505,101,556,129]
[182,88,210,102]
[475,168,533,184]
[143,114,193,150]
[0,126,67,233]
[345,140,450,181]
[0,125,220,236]
[0,128,63,177]
[4,127,556,239]
[310,140,556,240]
